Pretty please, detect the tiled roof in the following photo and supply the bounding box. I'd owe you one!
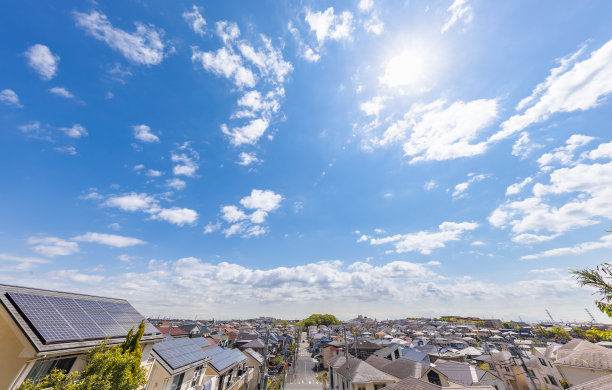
[157,326,190,336]
[242,338,265,349]
[244,348,264,365]
[334,357,396,384]
[380,376,495,390]
[556,339,612,371]
[433,360,486,386]
[568,374,612,390]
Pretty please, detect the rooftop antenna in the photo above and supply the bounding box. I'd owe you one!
[585,308,596,323]
[545,309,556,324]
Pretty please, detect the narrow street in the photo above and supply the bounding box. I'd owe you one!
[285,332,322,390]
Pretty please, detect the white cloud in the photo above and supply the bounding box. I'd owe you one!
[490,140,612,241]
[492,38,612,142]
[240,189,283,212]
[49,87,75,99]
[216,21,240,43]
[511,132,541,159]
[0,256,592,320]
[203,221,221,234]
[72,232,146,247]
[105,192,157,212]
[221,118,269,146]
[133,124,159,143]
[54,146,77,155]
[221,205,248,223]
[25,44,59,80]
[305,7,354,44]
[214,190,283,238]
[586,140,612,160]
[287,22,321,63]
[452,173,489,198]
[237,152,262,166]
[369,99,499,163]
[360,96,385,117]
[59,124,88,138]
[363,15,384,35]
[521,234,612,260]
[28,236,79,257]
[99,191,198,227]
[171,142,199,177]
[74,11,167,65]
[183,5,206,36]
[146,169,162,177]
[536,134,594,170]
[192,46,256,88]
[441,0,473,33]
[424,180,438,191]
[167,178,187,190]
[192,19,291,152]
[0,89,22,107]
[0,253,50,264]
[358,0,374,12]
[153,207,198,226]
[471,241,485,246]
[362,221,478,254]
[118,254,135,262]
[505,177,533,196]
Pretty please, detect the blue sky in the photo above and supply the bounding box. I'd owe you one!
[2,0,612,321]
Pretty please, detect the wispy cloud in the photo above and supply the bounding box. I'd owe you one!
[0,89,22,107]
[74,11,168,66]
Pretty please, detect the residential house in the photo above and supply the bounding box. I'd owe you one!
[433,360,506,390]
[526,345,564,389]
[201,346,248,390]
[554,338,612,387]
[158,326,191,338]
[374,345,402,361]
[0,284,164,390]
[379,376,496,390]
[147,337,212,390]
[242,348,264,390]
[567,374,612,390]
[328,356,397,390]
[348,339,384,360]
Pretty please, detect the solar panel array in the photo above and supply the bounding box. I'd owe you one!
[203,346,247,372]
[191,337,212,348]
[153,338,207,370]
[7,292,159,344]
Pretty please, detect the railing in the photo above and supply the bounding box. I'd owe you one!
[225,373,246,390]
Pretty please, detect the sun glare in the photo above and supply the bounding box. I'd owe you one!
[380,44,439,89]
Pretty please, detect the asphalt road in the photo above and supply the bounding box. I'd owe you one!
[285,332,322,390]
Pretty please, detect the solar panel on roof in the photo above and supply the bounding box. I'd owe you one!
[153,338,208,371]
[6,292,159,345]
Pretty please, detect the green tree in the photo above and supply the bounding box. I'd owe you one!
[302,314,341,327]
[19,321,148,390]
[572,262,612,318]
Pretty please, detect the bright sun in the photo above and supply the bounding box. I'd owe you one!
[379,44,438,89]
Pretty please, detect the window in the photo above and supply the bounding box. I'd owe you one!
[538,358,546,366]
[374,385,385,390]
[192,365,203,387]
[427,371,442,386]
[25,356,76,383]
[358,387,366,390]
[548,376,558,386]
[171,373,185,390]
[504,366,510,373]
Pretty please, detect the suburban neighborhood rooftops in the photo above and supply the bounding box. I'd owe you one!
[156,326,190,337]
[192,336,212,348]
[0,283,163,353]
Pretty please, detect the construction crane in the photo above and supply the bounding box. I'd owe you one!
[585,308,597,323]
[545,309,556,324]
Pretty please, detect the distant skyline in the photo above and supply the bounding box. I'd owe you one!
[1,0,612,322]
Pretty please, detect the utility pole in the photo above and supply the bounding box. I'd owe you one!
[261,327,270,390]
[510,347,538,390]
[343,326,351,390]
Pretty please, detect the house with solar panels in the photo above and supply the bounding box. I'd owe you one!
[0,283,165,390]
[147,337,215,390]
[201,346,249,390]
